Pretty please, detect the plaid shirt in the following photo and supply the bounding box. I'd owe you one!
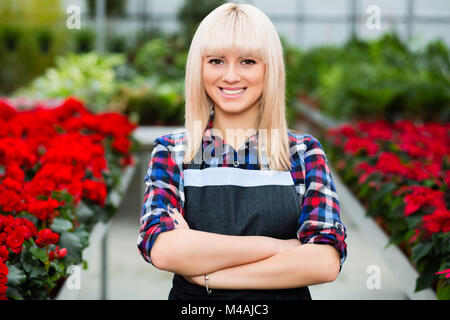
[137,109,348,270]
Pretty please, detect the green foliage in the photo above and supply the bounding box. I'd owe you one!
[176,0,227,44]
[16,52,125,112]
[0,0,68,93]
[118,78,185,126]
[134,37,187,81]
[282,37,304,127]
[0,0,64,27]
[0,24,69,94]
[290,32,450,122]
[86,0,126,18]
[72,29,96,53]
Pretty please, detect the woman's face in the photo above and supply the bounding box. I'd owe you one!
[202,47,265,115]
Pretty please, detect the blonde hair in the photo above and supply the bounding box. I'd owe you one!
[183,2,293,171]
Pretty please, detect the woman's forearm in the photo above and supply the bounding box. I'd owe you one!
[151,228,283,276]
[195,244,341,290]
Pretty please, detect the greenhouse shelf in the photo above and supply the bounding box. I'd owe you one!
[55,162,137,300]
[294,99,437,300]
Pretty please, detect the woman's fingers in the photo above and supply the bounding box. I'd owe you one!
[167,205,190,229]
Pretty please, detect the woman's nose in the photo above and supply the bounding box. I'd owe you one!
[222,63,241,83]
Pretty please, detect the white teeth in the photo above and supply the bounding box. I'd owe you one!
[221,88,245,95]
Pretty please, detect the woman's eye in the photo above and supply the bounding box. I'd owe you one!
[207,58,255,65]
[209,59,223,65]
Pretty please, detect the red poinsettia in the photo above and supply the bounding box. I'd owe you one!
[422,207,450,236]
[403,186,446,217]
[435,268,450,279]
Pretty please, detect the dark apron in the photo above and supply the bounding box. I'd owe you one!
[168,157,311,300]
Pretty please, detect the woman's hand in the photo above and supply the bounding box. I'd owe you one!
[182,274,204,286]
[182,239,301,288]
[167,204,190,229]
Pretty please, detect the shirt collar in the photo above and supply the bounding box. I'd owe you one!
[203,108,259,155]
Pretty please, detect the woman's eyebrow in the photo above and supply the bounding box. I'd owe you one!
[206,54,255,58]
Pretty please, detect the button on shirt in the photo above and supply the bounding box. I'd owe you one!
[137,108,348,270]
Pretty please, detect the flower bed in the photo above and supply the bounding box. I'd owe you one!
[0,97,138,300]
[322,119,450,299]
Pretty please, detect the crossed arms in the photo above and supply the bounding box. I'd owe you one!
[150,219,341,290]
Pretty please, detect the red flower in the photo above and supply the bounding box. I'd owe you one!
[49,246,67,261]
[0,260,8,299]
[375,152,410,177]
[358,120,393,141]
[28,198,60,221]
[0,285,6,300]
[422,207,450,236]
[120,155,134,167]
[112,136,131,154]
[1,177,22,193]
[0,260,8,280]
[6,228,24,254]
[54,97,88,121]
[408,229,421,245]
[35,228,59,248]
[0,187,23,213]
[0,99,16,121]
[0,245,8,262]
[404,186,446,216]
[82,179,107,207]
[335,124,357,137]
[435,268,450,279]
[344,137,379,156]
[4,164,25,182]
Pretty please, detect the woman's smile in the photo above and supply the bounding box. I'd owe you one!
[218,87,247,99]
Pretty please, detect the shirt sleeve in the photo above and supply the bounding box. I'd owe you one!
[137,137,183,266]
[294,134,348,272]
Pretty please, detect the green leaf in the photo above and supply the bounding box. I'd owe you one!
[74,228,90,248]
[30,287,51,300]
[357,184,371,198]
[414,257,441,292]
[436,280,450,300]
[405,215,423,230]
[29,246,48,263]
[6,264,27,287]
[59,231,83,262]
[50,218,73,233]
[76,201,95,224]
[411,242,433,263]
[371,182,395,202]
[30,265,48,278]
[6,287,24,300]
[20,249,40,274]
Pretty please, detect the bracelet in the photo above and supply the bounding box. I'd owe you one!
[204,274,212,294]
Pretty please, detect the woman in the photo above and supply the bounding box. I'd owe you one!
[137,3,347,300]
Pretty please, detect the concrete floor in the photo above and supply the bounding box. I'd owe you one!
[72,165,407,300]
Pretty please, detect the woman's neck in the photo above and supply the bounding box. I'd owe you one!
[212,104,260,151]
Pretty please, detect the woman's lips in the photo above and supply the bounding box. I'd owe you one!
[218,87,247,99]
